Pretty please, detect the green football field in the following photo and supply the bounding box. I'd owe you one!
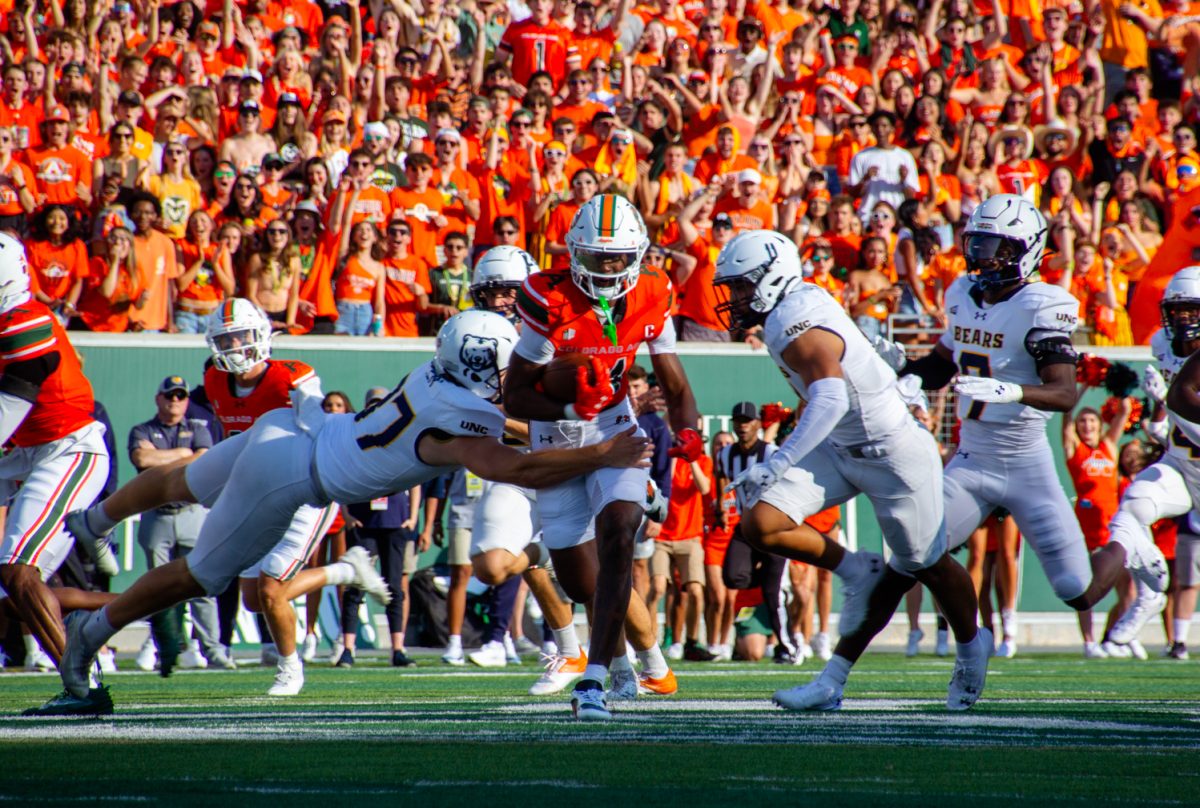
[0,653,1194,806]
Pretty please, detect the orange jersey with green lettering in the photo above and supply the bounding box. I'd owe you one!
[517,268,673,402]
[0,300,95,447]
[204,359,316,437]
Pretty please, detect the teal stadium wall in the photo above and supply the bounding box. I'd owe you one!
[73,334,1152,614]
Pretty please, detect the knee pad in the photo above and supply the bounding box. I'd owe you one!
[1050,571,1089,603]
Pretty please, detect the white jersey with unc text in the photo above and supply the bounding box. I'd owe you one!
[941,278,1078,451]
[763,283,909,446]
[313,361,506,503]
[1151,328,1186,385]
[1151,327,1200,474]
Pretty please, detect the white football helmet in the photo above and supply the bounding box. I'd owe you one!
[961,193,1047,291]
[1161,266,1200,345]
[206,298,273,374]
[0,231,31,314]
[712,230,803,329]
[434,309,518,402]
[471,246,537,321]
[565,194,649,301]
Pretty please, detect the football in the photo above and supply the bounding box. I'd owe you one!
[540,352,594,403]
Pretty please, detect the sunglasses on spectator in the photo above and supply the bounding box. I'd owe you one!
[352,160,373,168]
[850,120,868,128]
[389,227,411,236]
[810,252,832,261]
[496,228,518,235]
[235,182,255,191]
[510,121,530,129]
[712,46,730,54]
[701,24,721,31]
[836,43,857,50]
[166,147,186,155]
[749,142,769,151]
[215,170,236,179]
[784,138,803,145]
[713,221,733,230]
[113,131,134,139]
[398,57,419,66]
[161,390,188,401]
[267,227,289,235]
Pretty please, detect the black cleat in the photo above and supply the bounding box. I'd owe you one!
[148,608,181,679]
[391,650,416,668]
[23,686,114,717]
[335,649,355,668]
[683,640,716,662]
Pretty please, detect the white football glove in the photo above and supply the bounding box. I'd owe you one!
[896,373,929,411]
[953,375,1024,404]
[1144,417,1169,445]
[871,334,908,372]
[1142,366,1168,404]
[725,454,789,501]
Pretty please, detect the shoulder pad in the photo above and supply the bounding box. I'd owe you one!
[1026,284,1080,334]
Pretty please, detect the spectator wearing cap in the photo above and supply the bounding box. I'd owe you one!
[693,126,757,187]
[714,168,777,233]
[219,100,277,174]
[104,91,155,162]
[237,69,276,128]
[731,18,769,80]
[317,108,354,185]
[266,92,316,166]
[128,376,229,670]
[359,121,403,193]
[848,111,919,223]
[431,128,482,241]
[288,200,340,335]
[676,186,737,342]
[381,215,452,337]
[991,124,1045,205]
[27,106,91,210]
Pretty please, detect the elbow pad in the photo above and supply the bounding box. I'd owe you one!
[1025,333,1077,371]
[900,350,957,390]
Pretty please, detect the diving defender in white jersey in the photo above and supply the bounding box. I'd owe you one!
[52,311,651,701]
[877,194,1167,639]
[712,230,988,712]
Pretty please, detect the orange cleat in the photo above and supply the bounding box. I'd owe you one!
[637,668,678,695]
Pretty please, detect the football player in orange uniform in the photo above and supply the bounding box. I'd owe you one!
[506,194,702,720]
[0,232,111,714]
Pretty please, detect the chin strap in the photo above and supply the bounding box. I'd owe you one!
[596,296,619,347]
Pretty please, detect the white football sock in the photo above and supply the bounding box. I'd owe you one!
[323,561,356,586]
[636,644,669,678]
[278,652,301,669]
[23,634,37,654]
[1000,608,1017,638]
[80,607,118,652]
[610,651,634,673]
[821,654,853,688]
[447,634,462,652]
[583,663,608,684]
[552,625,581,659]
[88,503,119,534]
[1174,618,1190,645]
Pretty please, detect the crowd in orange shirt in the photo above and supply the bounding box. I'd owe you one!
[0,0,1195,342]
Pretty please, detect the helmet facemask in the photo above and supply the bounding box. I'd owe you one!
[471,281,522,322]
[1162,299,1200,347]
[963,233,1026,292]
[569,247,643,301]
[209,326,270,374]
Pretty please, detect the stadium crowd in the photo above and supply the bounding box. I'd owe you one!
[0,0,1192,342]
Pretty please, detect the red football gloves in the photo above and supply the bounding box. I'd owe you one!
[760,402,785,429]
[569,357,614,421]
[669,428,705,462]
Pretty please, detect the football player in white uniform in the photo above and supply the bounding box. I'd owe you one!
[467,247,590,694]
[50,311,651,704]
[1104,268,1200,648]
[713,230,988,713]
[880,194,1168,642]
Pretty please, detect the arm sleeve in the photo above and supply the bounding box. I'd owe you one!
[1024,327,1077,371]
[900,348,959,390]
[514,326,556,364]
[770,377,850,471]
[647,316,677,355]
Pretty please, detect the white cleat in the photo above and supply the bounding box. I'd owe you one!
[96,648,117,674]
[811,632,832,661]
[66,509,119,577]
[301,634,318,662]
[25,645,55,672]
[514,636,539,655]
[772,678,844,712]
[665,642,684,661]
[135,636,157,671]
[995,637,1017,658]
[529,653,588,696]
[714,644,734,662]
[468,641,508,668]
[328,638,345,666]
[905,628,924,658]
[60,610,97,699]
[210,646,238,670]
[947,628,992,711]
[571,679,611,721]
[178,640,208,670]
[441,646,466,666]
[1083,641,1108,658]
[1128,639,1148,660]
[340,546,392,605]
[1108,582,1167,645]
[1121,533,1170,594]
[267,661,304,696]
[838,552,886,636]
[608,666,638,701]
[1101,640,1133,658]
[935,629,949,657]
[503,633,521,665]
